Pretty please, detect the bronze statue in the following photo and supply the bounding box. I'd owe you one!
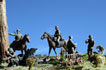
[85,35,95,58]
[67,36,77,54]
[54,26,62,46]
[10,34,30,54]
[2,48,19,67]
[9,29,23,41]
[9,29,23,48]
[41,32,68,57]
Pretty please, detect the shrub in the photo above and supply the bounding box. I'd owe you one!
[26,58,37,70]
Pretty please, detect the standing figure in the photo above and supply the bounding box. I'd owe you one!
[67,36,76,54]
[85,35,95,58]
[54,26,62,46]
[9,29,23,47]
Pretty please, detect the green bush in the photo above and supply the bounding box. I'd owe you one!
[90,53,105,67]
[82,53,88,61]
[26,58,37,70]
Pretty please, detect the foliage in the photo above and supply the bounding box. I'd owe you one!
[35,54,42,58]
[82,53,88,61]
[58,48,68,63]
[0,52,106,70]
[82,52,106,67]
[90,53,106,67]
[60,48,66,57]
[26,58,38,70]
[48,58,59,65]
[43,54,47,58]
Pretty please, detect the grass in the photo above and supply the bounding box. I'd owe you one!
[0,53,106,70]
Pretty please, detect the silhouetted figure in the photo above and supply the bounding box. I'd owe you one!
[67,36,76,54]
[85,35,95,58]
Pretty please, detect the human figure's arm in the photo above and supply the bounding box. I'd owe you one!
[8,33,17,36]
[58,30,61,35]
[92,40,95,46]
[85,40,88,43]
[5,51,11,57]
[91,40,95,49]
[71,41,76,48]
[20,34,23,38]
[68,40,76,48]
[11,53,16,57]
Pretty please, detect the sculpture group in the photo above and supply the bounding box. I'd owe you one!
[41,26,96,58]
[9,29,30,54]
[41,26,105,66]
[1,29,36,67]
[1,26,105,67]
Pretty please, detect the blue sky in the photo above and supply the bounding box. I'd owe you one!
[6,0,106,56]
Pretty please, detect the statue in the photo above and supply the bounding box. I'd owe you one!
[18,48,37,66]
[10,34,30,54]
[67,36,77,54]
[41,32,68,57]
[2,48,19,67]
[85,35,95,58]
[8,29,30,54]
[9,29,23,48]
[54,26,62,46]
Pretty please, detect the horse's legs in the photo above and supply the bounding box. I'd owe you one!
[53,47,57,56]
[25,48,27,54]
[48,47,52,57]
[21,50,23,55]
[24,45,27,54]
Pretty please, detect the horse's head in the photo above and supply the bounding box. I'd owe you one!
[24,34,30,43]
[41,32,48,40]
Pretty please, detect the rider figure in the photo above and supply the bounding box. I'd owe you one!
[9,29,23,47]
[54,26,61,46]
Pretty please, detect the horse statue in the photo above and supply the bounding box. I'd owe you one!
[10,34,30,55]
[41,32,68,57]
